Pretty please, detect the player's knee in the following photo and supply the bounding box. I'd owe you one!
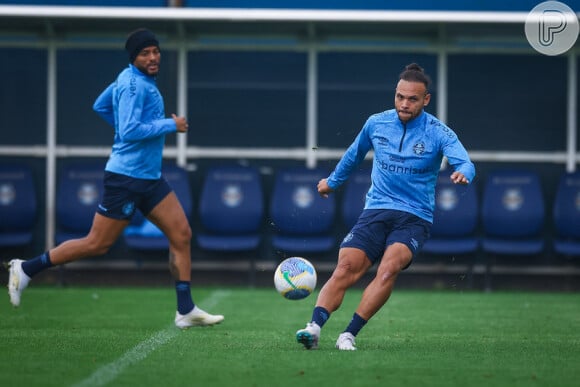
[379,270,394,284]
[85,238,113,256]
[170,223,192,247]
[332,261,358,283]
[180,224,192,242]
[377,263,402,284]
[177,222,192,240]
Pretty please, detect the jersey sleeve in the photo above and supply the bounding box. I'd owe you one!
[439,125,476,183]
[93,83,115,127]
[115,80,176,142]
[326,119,373,190]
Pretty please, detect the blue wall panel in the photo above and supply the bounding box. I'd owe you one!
[1,49,46,145]
[447,54,568,152]
[188,51,307,148]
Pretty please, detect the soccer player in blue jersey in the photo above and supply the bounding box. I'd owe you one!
[7,28,224,329]
[296,63,475,350]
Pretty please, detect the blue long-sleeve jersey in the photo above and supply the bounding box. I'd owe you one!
[327,109,476,223]
[93,64,176,180]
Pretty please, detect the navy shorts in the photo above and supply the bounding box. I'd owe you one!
[340,209,431,266]
[96,171,172,220]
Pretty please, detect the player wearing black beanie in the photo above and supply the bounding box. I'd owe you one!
[125,28,159,63]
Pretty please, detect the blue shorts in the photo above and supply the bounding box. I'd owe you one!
[96,171,172,220]
[340,209,431,266]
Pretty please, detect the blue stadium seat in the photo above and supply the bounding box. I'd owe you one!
[124,164,192,251]
[481,169,545,255]
[422,171,479,255]
[55,162,104,245]
[123,213,165,249]
[552,171,580,257]
[341,169,371,230]
[0,163,37,247]
[196,165,264,252]
[270,167,336,254]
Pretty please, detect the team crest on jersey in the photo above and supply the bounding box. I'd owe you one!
[413,141,425,155]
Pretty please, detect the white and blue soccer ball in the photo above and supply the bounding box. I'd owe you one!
[274,257,317,300]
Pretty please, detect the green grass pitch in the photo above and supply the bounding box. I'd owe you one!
[1,287,579,387]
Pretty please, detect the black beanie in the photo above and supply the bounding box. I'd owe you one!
[125,28,159,63]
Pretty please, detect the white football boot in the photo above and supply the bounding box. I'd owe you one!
[8,259,31,307]
[175,306,224,329]
[336,332,357,351]
[296,322,321,350]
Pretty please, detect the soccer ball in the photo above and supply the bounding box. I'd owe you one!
[274,257,317,300]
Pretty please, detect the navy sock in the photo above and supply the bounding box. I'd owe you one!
[311,306,330,328]
[21,252,53,278]
[175,281,195,315]
[344,313,367,337]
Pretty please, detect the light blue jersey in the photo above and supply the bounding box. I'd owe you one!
[327,109,476,223]
[93,64,176,179]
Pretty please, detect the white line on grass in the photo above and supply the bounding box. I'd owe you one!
[71,290,231,387]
